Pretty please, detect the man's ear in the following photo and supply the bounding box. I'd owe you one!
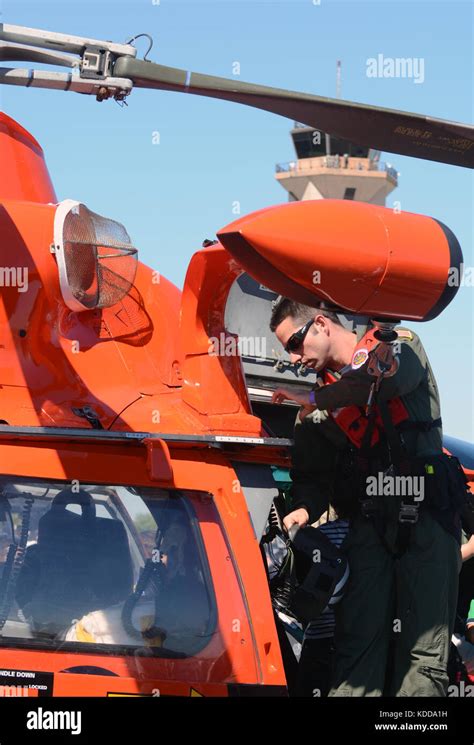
[314,314,329,334]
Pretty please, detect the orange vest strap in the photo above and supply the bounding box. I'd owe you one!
[321,369,409,449]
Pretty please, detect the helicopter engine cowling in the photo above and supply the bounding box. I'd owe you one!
[0,115,260,434]
[217,199,463,322]
[0,112,56,203]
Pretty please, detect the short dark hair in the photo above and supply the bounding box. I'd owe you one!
[269,297,342,332]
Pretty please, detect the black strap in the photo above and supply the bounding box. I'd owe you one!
[356,375,442,557]
[378,400,405,466]
[356,387,396,556]
[395,521,412,559]
[360,387,380,457]
[373,506,398,558]
[358,386,418,559]
[378,399,422,558]
[398,417,442,432]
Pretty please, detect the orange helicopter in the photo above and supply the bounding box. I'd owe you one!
[0,23,473,699]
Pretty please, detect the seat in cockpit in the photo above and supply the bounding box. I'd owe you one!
[15,489,134,636]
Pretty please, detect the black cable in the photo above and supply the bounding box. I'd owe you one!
[124,33,153,61]
[121,554,165,643]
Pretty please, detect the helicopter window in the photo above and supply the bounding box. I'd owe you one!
[0,479,216,658]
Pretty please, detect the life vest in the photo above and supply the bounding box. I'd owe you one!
[322,368,409,449]
[321,326,415,449]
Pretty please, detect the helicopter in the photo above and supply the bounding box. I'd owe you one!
[0,23,472,698]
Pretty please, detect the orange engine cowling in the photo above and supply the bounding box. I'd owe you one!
[217,199,463,321]
[0,112,56,203]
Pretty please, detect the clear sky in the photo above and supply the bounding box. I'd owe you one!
[1,0,473,440]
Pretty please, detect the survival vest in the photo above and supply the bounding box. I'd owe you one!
[322,369,409,449]
[320,326,414,449]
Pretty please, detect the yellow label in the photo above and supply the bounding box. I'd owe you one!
[396,328,414,340]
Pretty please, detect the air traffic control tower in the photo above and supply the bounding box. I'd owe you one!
[275,124,398,204]
[225,103,400,437]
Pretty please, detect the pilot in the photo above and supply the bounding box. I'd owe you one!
[269,297,466,697]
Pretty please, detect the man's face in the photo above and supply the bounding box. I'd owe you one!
[275,314,332,371]
[160,523,187,580]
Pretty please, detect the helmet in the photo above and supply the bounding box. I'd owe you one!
[288,525,349,625]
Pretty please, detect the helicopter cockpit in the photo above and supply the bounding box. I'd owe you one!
[0,479,215,657]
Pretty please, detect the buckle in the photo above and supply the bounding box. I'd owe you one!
[399,502,419,524]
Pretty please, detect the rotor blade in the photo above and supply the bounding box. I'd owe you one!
[0,41,77,68]
[114,57,474,169]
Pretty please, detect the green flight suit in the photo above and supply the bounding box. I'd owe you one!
[290,326,462,697]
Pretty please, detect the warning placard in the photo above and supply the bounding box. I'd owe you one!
[0,669,53,697]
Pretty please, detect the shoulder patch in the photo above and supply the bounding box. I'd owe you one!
[396,328,414,341]
[351,348,369,369]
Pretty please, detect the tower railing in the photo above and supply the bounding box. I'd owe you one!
[275,156,398,182]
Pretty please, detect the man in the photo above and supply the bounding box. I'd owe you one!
[270,298,464,697]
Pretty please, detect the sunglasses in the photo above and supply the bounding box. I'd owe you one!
[284,319,314,354]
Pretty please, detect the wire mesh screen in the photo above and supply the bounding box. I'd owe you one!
[62,204,138,309]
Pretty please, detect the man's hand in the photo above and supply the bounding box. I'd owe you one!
[283,507,310,532]
[461,535,474,563]
[272,388,312,406]
[298,404,319,419]
[272,388,318,420]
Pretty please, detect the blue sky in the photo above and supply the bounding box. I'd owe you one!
[1,0,473,439]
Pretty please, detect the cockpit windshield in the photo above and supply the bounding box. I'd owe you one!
[0,479,216,657]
